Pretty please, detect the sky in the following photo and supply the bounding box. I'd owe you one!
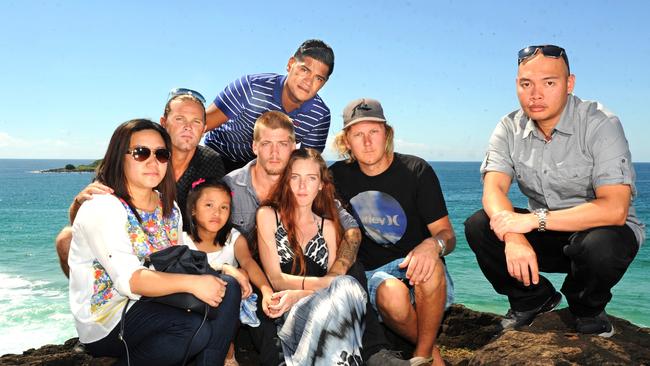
[1,0,649,161]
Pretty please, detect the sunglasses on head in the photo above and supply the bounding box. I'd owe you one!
[518,45,570,73]
[168,87,206,104]
[126,146,171,163]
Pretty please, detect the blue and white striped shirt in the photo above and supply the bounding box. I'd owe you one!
[204,73,331,163]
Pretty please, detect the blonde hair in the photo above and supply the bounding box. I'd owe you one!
[332,123,395,162]
[253,111,296,142]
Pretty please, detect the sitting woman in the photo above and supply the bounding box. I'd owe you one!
[256,148,368,366]
[68,119,240,366]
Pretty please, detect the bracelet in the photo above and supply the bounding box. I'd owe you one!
[436,238,446,257]
[301,276,306,290]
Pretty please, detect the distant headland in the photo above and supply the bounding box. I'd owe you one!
[40,160,101,173]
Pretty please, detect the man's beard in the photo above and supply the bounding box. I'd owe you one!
[264,166,283,176]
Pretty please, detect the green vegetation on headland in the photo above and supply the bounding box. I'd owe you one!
[41,160,102,173]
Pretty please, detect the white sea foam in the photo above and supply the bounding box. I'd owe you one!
[0,272,75,356]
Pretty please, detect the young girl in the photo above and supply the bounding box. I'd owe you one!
[183,177,274,366]
[256,148,368,366]
[68,119,241,366]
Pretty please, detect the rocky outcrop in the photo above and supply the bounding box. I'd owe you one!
[2,304,648,365]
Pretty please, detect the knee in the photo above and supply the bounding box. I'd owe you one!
[414,263,446,298]
[464,209,490,246]
[376,279,411,322]
[572,228,638,269]
[220,274,242,310]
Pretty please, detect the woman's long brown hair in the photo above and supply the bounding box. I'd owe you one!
[262,148,342,275]
[95,119,176,221]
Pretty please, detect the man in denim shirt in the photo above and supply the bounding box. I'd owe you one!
[465,45,644,337]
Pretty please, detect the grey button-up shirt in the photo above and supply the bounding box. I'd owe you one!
[481,95,645,245]
[224,159,359,240]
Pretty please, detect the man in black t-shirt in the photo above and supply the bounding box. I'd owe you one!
[330,98,456,366]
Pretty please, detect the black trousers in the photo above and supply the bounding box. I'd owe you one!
[464,208,638,317]
[247,261,391,365]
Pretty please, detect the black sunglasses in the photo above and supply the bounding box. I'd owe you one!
[126,146,171,163]
[518,45,570,73]
[168,87,206,104]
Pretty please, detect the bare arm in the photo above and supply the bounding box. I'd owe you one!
[327,227,361,276]
[489,178,631,237]
[543,185,630,230]
[399,215,455,285]
[129,269,227,308]
[234,235,273,298]
[205,103,230,131]
[483,171,539,286]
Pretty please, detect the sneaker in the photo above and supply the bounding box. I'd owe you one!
[576,311,615,337]
[367,349,410,366]
[500,291,562,330]
[409,356,433,366]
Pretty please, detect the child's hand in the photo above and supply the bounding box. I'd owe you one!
[223,265,253,299]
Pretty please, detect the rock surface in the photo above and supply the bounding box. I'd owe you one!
[2,304,648,365]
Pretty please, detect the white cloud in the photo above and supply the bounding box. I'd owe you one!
[0,131,105,159]
[0,132,26,148]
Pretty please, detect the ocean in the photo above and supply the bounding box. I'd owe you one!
[0,159,648,356]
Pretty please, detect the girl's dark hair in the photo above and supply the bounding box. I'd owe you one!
[261,148,342,275]
[186,177,233,247]
[95,119,176,221]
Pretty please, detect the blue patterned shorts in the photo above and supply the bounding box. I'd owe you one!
[365,257,455,321]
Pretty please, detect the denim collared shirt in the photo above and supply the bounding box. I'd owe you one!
[224,159,359,241]
[481,95,645,245]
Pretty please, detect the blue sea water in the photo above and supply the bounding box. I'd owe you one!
[0,159,648,355]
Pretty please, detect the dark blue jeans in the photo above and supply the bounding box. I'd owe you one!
[85,274,241,366]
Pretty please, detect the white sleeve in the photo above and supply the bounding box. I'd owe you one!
[73,195,145,300]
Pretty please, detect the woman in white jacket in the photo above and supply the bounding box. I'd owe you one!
[68,119,240,366]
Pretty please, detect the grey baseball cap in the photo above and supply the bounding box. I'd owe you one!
[342,98,386,129]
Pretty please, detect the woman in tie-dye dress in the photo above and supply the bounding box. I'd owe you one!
[256,148,367,366]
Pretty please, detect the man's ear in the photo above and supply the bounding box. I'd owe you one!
[567,74,576,94]
[287,57,296,72]
[160,116,167,128]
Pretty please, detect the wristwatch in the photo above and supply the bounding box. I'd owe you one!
[436,238,446,257]
[533,208,549,232]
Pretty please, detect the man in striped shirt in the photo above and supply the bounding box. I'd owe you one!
[204,39,334,173]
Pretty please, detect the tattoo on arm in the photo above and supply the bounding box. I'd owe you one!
[329,228,361,275]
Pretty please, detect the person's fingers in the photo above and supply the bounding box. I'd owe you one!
[405,255,418,279]
[507,258,515,278]
[422,260,436,283]
[409,260,427,284]
[398,252,412,269]
[530,260,540,285]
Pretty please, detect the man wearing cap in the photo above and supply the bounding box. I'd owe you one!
[203,39,334,173]
[225,110,411,366]
[330,98,456,366]
[464,45,643,337]
[55,88,224,277]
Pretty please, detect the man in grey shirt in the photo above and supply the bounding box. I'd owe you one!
[465,45,643,337]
